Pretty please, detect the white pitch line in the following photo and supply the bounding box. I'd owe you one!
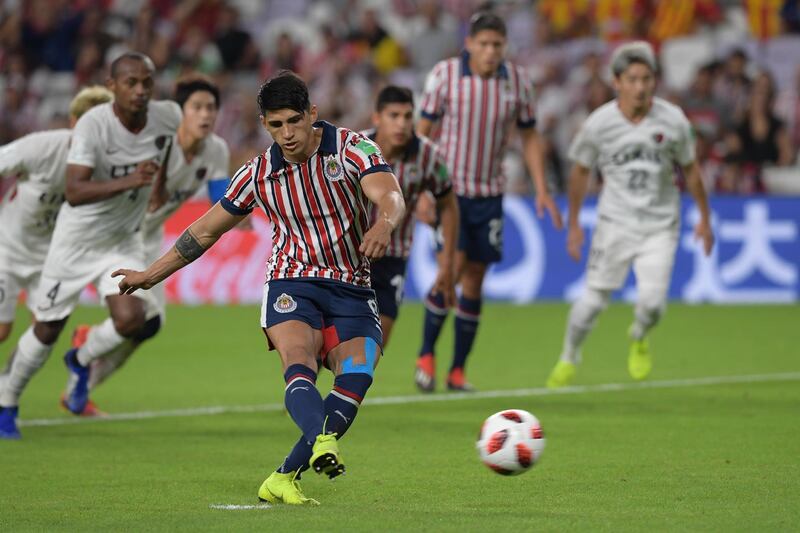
[18,371,800,428]
[209,504,273,511]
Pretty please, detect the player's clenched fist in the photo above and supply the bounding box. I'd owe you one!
[359,218,393,260]
[128,160,160,188]
[112,268,152,294]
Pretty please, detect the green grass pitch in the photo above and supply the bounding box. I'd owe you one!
[0,302,798,531]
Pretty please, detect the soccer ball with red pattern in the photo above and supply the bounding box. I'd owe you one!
[476,409,545,475]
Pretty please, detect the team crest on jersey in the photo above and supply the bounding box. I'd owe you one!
[273,293,297,313]
[324,157,344,181]
[196,167,207,180]
[652,132,664,144]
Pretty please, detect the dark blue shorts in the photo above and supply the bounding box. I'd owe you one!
[260,278,382,357]
[370,256,408,320]
[456,195,504,264]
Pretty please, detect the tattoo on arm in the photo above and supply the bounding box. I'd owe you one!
[174,228,207,264]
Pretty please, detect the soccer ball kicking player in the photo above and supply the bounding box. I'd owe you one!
[71,77,231,401]
[363,85,459,350]
[0,87,114,394]
[113,71,405,505]
[415,11,562,391]
[0,52,181,438]
[546,42,714,389]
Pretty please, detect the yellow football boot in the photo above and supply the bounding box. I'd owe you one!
[257,471,319,505]
[309,433,345,479]
[628,338,652,381]
[546,360,577,389]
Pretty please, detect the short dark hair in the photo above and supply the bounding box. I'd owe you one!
[376,85,414,112]
[469,11,506,37]
[110,52,154,78]
[175,77,220,109]
[257,70,310,116]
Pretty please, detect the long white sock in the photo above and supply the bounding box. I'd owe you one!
[76,318,127,367]
[0,328,53,407]
[629,296,665,341]
[560,289,610,364]
[88,340,137,390]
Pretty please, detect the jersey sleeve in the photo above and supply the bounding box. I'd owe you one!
[342,131,392,180]
[0,136,35,177]
[567,120,599,169]
[673,112,696,167]
[220,160,256,215]
[67,112,101,168]
[419,61,449,121]
[424,146,452,198]
[516,67,537,129]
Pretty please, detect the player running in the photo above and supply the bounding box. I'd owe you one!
[364,86,458,349]
[0,87,114,389]
[0,52,181,438]
[113,71,404,505]
[546,42,714,388]
[73,77,231,399]
[415,11,562,392]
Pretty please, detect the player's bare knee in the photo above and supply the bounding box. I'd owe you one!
[0,323,12,343]
[111,306,147,338]
[278,344,317,371]
[328,337,381,377]
[33,319,67,345]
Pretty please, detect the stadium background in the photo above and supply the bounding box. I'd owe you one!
[3,0,799,305]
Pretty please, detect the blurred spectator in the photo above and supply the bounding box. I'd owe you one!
[262,32,301,77]
[783,0,800,32]
[214,4,259,71]
[593,0,649,42]
[536,0,591,40]
[21,0,82,71]
[714,48,752,123]
[404,0,459,77]
[682,63,731,141]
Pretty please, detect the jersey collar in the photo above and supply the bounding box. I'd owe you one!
[460,50,509,79]
[268,120,338,171]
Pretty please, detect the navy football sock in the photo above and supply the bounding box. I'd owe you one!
[283,364,325,442]
[276,373,373,475]
[419,291,449,357]
[451,296,482,371]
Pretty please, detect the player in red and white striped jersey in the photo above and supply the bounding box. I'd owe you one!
[364,86,459,351]
[113,72,405,505]
[415,12,563,392]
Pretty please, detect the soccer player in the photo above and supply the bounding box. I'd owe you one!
[414,11,562,392]
[112,71,404,505]
[0,52,181,438]
[545,42,714,388]
[0,87,114,390]
[75,77,231,397]
[364,86,458,349]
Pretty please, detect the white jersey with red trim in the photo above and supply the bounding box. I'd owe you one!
[0,129,71,266]
[569,97,696,232]
[419,51,536,198]
[362,129,451,259]
[222,121,393,287]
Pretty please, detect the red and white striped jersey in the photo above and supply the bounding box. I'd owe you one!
[222,121,392,287]
[419,51,537,198]
[363,130,452,259]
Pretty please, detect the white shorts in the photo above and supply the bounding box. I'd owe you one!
[32,234,156,322]
[0,238,48,323]
[142,229,167,321]
[586,220,679,297]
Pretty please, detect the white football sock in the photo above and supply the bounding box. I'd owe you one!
[0,327,53,407]
[88,340,136,390]
[630,293,665,341]
[76,318,127,367]
[560,288,610,364]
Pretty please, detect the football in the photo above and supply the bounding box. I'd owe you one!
[476,409,546,475]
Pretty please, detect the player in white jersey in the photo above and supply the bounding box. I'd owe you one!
[364,86,459,351]
[545,42,714,389]
[79,78,231,396]
[0,87,114,389]
[114,71,404,505]
[0,53,181,438]
[415,11,562,392]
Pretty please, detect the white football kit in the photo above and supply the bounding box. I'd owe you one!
[141,132,230,319]
[33,101,181,322]
[568,97,695,294]
[0,129,72,322]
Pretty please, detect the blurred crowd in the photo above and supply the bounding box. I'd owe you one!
[1,0,799,195]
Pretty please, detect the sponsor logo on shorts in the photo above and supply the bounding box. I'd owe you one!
[367,298,379,317]
[273,293,297,313]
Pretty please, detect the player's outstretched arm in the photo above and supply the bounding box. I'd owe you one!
[683,161,715,256]
[431,190,459,308]
[360,171,405,260]
[65,161,159,206]
[113,202,246,294]
[566,164,591,262]
[520,127,563,230]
